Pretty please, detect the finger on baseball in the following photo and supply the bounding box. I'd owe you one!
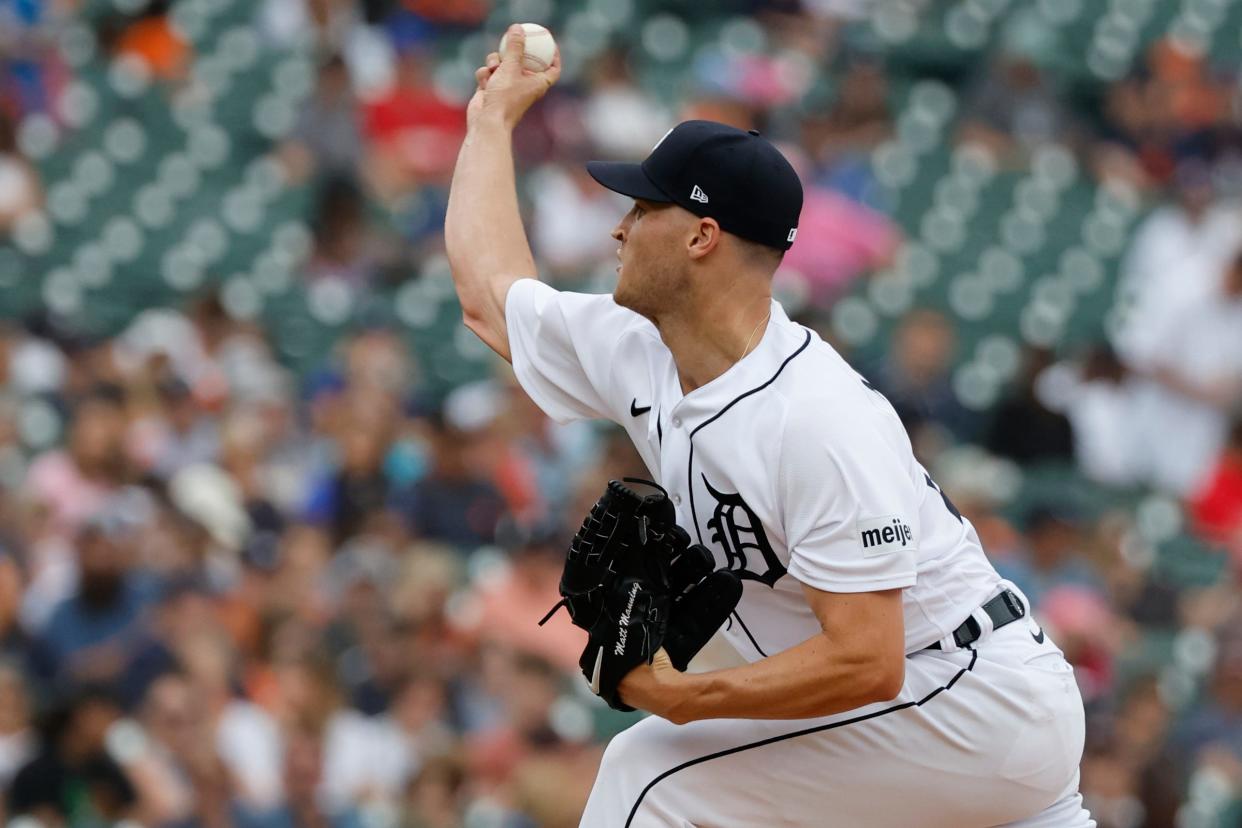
[501,24,524,65]
[475,65,491,88]
[545,49,563,86]
[485,52,500,70]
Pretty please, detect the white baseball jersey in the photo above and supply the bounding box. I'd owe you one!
[506,278,1002,657]
[504,278,1093,828]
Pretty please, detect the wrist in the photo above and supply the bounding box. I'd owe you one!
[468,109,514,136]
[657,668,703,725]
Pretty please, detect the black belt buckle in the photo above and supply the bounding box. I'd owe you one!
[929,589,1025,651]
[995,588,1025,624]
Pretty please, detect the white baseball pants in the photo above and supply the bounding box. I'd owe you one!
[581,619,1094,827]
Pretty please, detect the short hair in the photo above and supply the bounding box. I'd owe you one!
[734,235,785,272]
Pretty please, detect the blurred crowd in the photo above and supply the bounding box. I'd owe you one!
[3,0,1242,826]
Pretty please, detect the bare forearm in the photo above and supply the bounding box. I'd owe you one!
[668,633,902,723]
[445,116,535,344]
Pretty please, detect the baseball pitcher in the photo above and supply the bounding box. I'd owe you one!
[445,26,1095,828]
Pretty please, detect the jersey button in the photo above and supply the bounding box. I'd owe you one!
[672,416,682,428]
[672,494,682,506]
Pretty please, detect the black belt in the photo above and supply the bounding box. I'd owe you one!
[928,589,1026,650]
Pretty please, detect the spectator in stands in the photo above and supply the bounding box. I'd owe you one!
[496,383,599,521]
[261,722,366,828]
[1046,345,1140,487]
[0,0,62,120]
[1092,75,1159,192]
[0,552,51,691]
[580,48,670,162]
[145,377,220,479]
[531,155,631,282]
[1132,40,1237,182]
[868,308,976,454]
[0,114,42,235]
[259,0,369,61]
[270,654,401,816]
[0,662,35,790]
[25,385,130,537]
[959,10,1077,160]
[382,672,456,778]
[125,670,239,825]
[995,504,1103,609]
[1173,627,1242,785]
[1101,40,1233,187]
[303,383,402,544]
[177,620,285,813]
[801,59,892,206]
[401,752,468,828]
[466,651,574,788]
[1040,584,1119,704]
[1190,415,1242,551]
[8,685,138,824]
[1126,247,1242,494]
[112,0,190,82]
[37,513,156,691]
[281,55,363,184]
[1081,676,1180,828]
[985,347,1075,465]
[780,143,901,305]
[458,517,581,672]
[1079,743,1143,828]
[307,175,379,288]
[321,538,405,710]
[1113,159,1242,373]
[363,47,466,196]
[402,410,505,551]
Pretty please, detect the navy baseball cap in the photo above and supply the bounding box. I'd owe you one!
[586,120,803,252]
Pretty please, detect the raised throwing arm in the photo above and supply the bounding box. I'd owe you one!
[444,25,561,362]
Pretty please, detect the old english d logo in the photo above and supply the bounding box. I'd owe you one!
[703,476,785,587]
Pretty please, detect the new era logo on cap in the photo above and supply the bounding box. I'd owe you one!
[689,185,709,204]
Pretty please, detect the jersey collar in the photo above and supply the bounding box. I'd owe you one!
[668,299,807,425]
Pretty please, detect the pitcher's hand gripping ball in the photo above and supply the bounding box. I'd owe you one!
[499,23,557,73]
[540,479,742,710]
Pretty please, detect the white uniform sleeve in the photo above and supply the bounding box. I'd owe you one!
[505,278,639,424]
[779,405,920,593]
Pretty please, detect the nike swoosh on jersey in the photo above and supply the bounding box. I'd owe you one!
[589,648,604,695]
[1032,628,1045,644]
[630,400,652,417]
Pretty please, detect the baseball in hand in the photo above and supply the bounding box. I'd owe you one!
[499,23,557,73]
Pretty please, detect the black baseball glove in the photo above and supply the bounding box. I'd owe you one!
[540,479,742,710]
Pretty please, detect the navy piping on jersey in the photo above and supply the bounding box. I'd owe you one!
[683,329,811,658]
[730,610,768,658]
[622,648,979,827]
[686,328,813,547]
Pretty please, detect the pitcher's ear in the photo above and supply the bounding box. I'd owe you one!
[687,217,721,261]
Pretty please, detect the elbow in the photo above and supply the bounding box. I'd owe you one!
[867,656,906,704]
[461,309,511,362]
[461,308,495,346]
[461,307,487,336]
[457,279,495,334]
